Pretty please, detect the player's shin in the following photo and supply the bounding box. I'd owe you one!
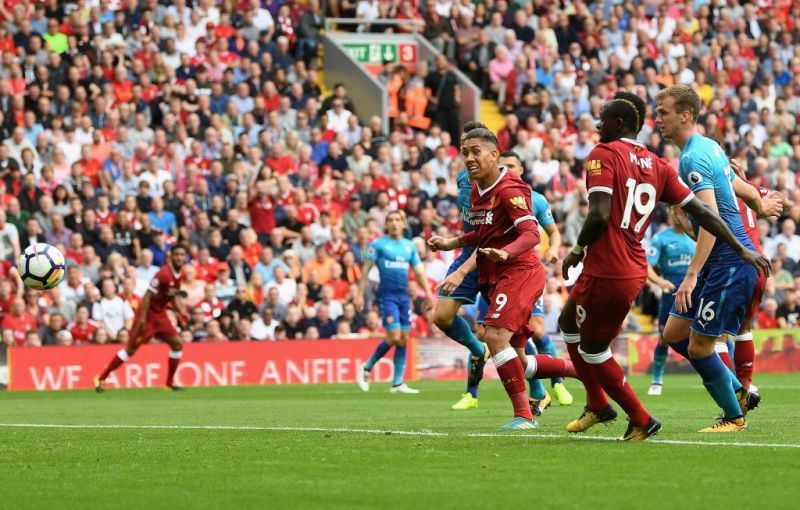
[732,332,755,389]
[526,354,579,380]
[563,331,609,411]
[364,340,391,372]
[652,343,668,385]
[99,348,129,381]
[523,342,546,400]
[492,346,533,420]
[534,335,564,385]
[392,345,407,387]
[671,338,743,418]
[167,350,182,387]
[715,342,734,372]
[579,346,650,427]
[442,314,485,358]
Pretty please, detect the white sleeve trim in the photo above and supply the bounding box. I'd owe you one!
[587,186,613,195]
[513,215,537,227]
[148,286,158,294]
[676,191,695,208]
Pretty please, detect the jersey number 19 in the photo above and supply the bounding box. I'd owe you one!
[620,178,656,233]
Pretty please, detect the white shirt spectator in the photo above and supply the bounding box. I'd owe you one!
[92,296,134,337]
[251,317,280,340]
[531,158,559,186]
[738,122,768,149]
[0,222,19,262]
[138,169,173,197]
[356,0,380,22]
[253,7,275,31]
[326,108,352,133]
[318,300,343,320]
[310,221,332,245]
[765,222,800,262]
[266,277,298,306]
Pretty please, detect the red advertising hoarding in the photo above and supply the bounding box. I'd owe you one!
[8,339,412,391]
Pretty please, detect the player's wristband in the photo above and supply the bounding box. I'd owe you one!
[571,245,585,255]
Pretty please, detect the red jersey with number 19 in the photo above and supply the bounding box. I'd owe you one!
[466,167,542,285]
[584,138,694,279]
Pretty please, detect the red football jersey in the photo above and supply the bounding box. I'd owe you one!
[467,168,541,285]
[737,179,766,254]
[146,264,183,315]
[584,138,693,279]
[193,258,220,283]
[68,320,99,344]
[1,312,37,346]
[199,297,225,322]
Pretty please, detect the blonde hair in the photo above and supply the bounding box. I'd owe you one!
[656,85,702,122]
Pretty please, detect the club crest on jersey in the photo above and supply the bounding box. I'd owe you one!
[688,171,703,185]
[488,195,496,208]
[586,159,602,176]
[509,196,527,209]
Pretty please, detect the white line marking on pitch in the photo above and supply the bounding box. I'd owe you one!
[0,423,797,449]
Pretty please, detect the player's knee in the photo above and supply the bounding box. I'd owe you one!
[432,307,454,330]
[687,341,713,359]
[529,319,544,341]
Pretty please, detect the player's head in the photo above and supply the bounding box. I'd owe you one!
[385,210,406,238]
[597,94,644,143]
[498,151,524,178]
[460,121,487,145]
[655,84,701,141]
[461,128,499,181]
[613,92,646,133]
[169,244,188,269]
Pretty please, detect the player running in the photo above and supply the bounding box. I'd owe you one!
[646,208,695,396]
[446,150,573,413]
[94,245,189,391]
[655,84,779,433]
[356,210,434,394]
[432,121,491,410]
[559,92,768,441]
[429,128,577,430]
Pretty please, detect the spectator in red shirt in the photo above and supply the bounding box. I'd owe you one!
[67,304,100,345]
[1,297,36,347]
[199,283,225,323]
[193,247,221,283]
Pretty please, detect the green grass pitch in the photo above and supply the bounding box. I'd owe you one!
[0,374,798,509]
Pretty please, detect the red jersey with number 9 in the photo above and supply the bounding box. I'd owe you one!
[584,138,694,279]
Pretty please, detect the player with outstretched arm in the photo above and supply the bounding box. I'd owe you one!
[429,128,578,430]
[559,92,769,440]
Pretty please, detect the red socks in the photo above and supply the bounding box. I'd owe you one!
[732,334,755,389]
[563,333,609,412]
[580,347,650,427]
[493,348,533,420]
[167,350,183,386]
[99,349,129,381]
[526,354,578,379]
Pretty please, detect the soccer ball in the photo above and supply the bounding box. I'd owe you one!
[18,243,67,290]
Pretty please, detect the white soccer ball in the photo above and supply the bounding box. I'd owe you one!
[18,243,67,290]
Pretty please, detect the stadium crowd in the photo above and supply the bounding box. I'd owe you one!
[0,0,799,349]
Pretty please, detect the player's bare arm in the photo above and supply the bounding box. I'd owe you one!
[729,158,794,214]
[544,223,561,264]
[647,265,675,293]
[731,177,783,218]
[562,192,611,279]
[355,258,375,309]
[682,195,770,273]
[437,249,477,295]
[413,263,435,310]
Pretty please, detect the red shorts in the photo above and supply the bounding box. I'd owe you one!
[127,311,180,348]
[481,264,545,348]
[746,270,767,323]
[569,274,647,343]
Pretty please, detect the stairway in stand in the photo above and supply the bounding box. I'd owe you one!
[479,98,507,133]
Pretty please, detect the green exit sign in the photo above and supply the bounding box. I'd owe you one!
[343,43,396,63]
